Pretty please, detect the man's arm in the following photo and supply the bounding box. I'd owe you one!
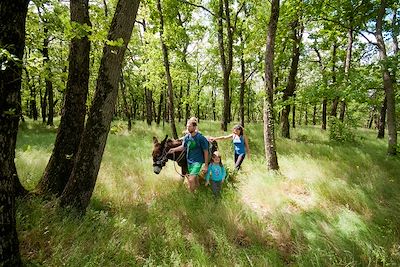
[168,144,184,154]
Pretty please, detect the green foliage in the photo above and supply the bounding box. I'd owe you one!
[328,116,356,142]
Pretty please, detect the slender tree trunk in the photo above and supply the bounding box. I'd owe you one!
[313,105,317,125]
[330,43,338,117]
[42,28,54,126]
[41,81,47,123]
[377,96,387,138]
[281,19,302,138]
[0,0,29,264]
[145,88,153,125]
[322,98,327,130]
[120,71,132,131]
[157,90,163,125]
[239,32,246,127]
[157,0,177,139]
[36,0,91,196]
[292,103,296,128]
[218,0,233,131]
[339,27,353,122]
[185,79,190,123]
[376,0,397,155]
[60,0,140,211]
[263,0,280,171]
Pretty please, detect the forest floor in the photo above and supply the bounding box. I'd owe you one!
[15,119,400,266]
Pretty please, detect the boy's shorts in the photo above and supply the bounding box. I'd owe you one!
[188,162,203,176]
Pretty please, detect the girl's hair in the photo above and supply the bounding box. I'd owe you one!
[233,124,244,136]
[211,151,223,166]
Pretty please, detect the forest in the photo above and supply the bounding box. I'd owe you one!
[1,0,399,266]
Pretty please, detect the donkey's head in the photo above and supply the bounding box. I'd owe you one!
[152,135,169,174]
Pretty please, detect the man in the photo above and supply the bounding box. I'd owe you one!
[169,117,208,192]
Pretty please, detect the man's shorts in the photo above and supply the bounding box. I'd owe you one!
[188,162,203,176]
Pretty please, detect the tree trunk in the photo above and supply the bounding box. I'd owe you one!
[313,105,317,125]
[339,27,354,122]
[263,0,280,171]
[42,28,54,126]
[157,90,163,125]
[36,0,91,197]
[120,71,132,131]
[217,0,233,131]
[0,0,29,264]
[377,95,387,138]
[292,103,296,128]
[60,0,140,212]
[157,0,177,139]
[376,0,397,155]
[281,19,302,138]
[330,43,338,117]
[145,87,153,125]
[322,98,327,130]
[239,32,246,127]
[185,79,190,123]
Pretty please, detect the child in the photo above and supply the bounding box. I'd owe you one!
[205,151,226,198]
[209,125,250,171]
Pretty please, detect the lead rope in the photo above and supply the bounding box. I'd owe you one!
[172,151,186,178]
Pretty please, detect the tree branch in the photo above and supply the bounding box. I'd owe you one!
[177,0,216,17]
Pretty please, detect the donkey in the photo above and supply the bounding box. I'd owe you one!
[152,135,218,176]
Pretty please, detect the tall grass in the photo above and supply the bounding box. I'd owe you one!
[15,119,400,266]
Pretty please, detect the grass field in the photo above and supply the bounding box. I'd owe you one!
[15,119,400,266]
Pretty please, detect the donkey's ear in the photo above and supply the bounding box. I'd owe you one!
[153,137,159,144]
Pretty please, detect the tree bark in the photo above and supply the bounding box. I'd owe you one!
[42,27,54,126]
[263,0,280,171]
[120,71,132,131]
[330,43,338,117]
[145,87,153,125]
[322,98,327,130]
[217,0,233,131]
[339,27,354,122]
[376,0,397,155]
[60,0,140,211]
[281,19,302,138]
[36,0,91,196]
[239,31,246,127]
[156,0,178,139]
[0,0,29,265]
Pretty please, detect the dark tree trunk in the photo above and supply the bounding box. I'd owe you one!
[41,82,47,123]
[322,98,327,130]
[281,19,302,138]
[330,43,338,117]
[157,0,177,139]
[42,28,54,126]
[263,0,280,171]
[157,90,163,125]
[377,96,387,139]
[217,0,233,131]
[0,0,29,265]
[313,105,317,125]
[36,0,91,197]
[239,32,246,127]
[120,71,132,131]
[376,0,397,155]
[145,87,153,125]
[178,84,183,122]
[292,104,296,128]
[185,79,190,123]
[60,0,140,212]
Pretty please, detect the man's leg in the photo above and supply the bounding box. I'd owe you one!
[187,174,198,192]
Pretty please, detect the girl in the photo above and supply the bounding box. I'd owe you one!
[205,151,226,198]
[209,125,250,171]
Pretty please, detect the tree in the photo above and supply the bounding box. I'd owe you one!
[36,0,91,196]
[263,0,280,170]
[0,0,30,265]
[375,0,397,155]
[156,0,178,139]
[60,0,141,212]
